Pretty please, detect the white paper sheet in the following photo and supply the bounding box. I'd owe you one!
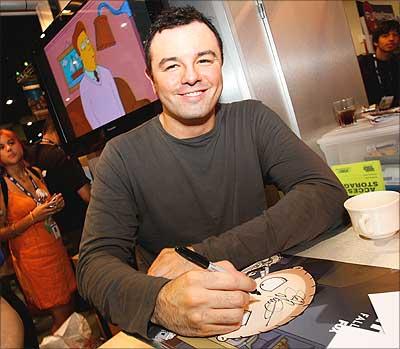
[368,291,399,337]
[328,291,400,348]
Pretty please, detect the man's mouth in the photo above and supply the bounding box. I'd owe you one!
[182,91,203,97]
[179,89,207,97]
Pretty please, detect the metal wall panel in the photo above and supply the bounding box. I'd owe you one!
[225,0,299,132]
[263,0,368,147]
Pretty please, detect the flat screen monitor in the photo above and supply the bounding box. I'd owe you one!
[34,0,165,156]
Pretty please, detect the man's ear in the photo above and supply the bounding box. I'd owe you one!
[145,69,157,94]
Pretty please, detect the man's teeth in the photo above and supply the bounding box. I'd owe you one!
[184,91,202,97]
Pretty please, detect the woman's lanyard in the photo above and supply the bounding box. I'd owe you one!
[5,171,47,205]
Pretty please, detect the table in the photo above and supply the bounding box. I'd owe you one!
[287,226,399,270]
[99,226,399,348]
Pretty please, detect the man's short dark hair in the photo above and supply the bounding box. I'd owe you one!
[144,6,223,76]
[372,20,400,45]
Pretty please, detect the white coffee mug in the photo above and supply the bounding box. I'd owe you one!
[344,191,399,239]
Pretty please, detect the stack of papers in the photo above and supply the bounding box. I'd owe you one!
[362,107,400,124]
[328,292,399,348]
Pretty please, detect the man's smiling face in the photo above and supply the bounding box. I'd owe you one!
[148,21,223,123]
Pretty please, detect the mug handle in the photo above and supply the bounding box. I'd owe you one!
[358,214,373,237]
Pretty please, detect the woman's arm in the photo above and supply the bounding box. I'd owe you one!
[0,193,63,241]
[0,210,37,240]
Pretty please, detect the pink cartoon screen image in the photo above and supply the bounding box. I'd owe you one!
[44,0,157,137]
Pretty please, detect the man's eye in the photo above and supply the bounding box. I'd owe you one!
[165,64,179,71]
[198,59,213,64]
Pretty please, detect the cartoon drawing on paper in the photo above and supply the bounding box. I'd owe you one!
[217,265,315,341]
[151,256,316,348]
[242,255,282,279]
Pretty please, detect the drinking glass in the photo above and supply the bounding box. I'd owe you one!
[332,97,356,127]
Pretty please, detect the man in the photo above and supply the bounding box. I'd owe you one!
[72,21,125,129]
[358,20,400,107]
[77,6,347,339]
[25,118,91,255]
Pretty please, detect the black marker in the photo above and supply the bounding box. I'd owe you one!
[175,246,261,295]
[175,246,226,272]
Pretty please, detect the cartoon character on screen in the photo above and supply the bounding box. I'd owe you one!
[72,21,125,130]
[217,266,316,341]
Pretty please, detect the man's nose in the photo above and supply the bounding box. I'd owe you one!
[182,65,200,85]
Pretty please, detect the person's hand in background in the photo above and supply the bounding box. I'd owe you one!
[31,193,64,222]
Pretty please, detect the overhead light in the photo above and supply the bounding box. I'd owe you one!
[29,140,33,144]
[121,22,128,28]
[6,99,13,105]
[16,72,20,76]
[24,61,29,67]
[27,121,33,126]
[38,133,43,137]
[40,33,45,39]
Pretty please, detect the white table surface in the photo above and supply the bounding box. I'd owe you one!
[99,226,399,348]
[287,226,399,270]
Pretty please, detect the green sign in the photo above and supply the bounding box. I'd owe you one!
[331,160,385,196]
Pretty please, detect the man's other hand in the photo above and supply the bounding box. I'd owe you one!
[147,247,200,279]
[150,261,257,337]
